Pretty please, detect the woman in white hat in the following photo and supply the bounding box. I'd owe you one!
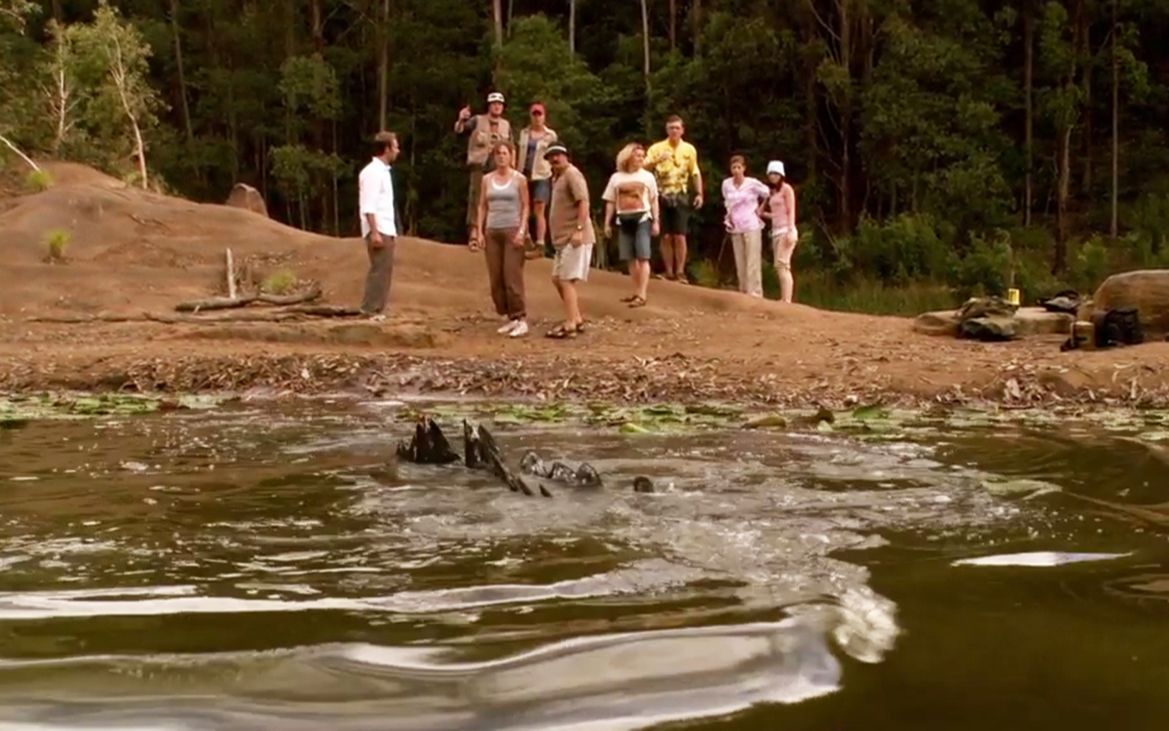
[761,160,798,303]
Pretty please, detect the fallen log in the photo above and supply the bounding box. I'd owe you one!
[279,304,360,317]
[174,295,258,312]
[174,283,323,313]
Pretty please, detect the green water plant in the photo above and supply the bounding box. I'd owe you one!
[0,393,230,423]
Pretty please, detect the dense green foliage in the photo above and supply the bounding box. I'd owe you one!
[4,0,1169,309]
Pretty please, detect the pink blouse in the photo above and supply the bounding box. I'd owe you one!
[768,183,797,232]
[721,177,769,233]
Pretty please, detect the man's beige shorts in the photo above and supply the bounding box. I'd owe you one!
[552,243,593,282]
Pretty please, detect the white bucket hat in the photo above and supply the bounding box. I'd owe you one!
[766,160,786,177]
[486,92,506,104]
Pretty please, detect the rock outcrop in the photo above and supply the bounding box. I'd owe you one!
[1093,269,1169,338]
[225,183,268,218]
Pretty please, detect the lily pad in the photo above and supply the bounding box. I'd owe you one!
[620,422,651,435]
[743,414,788,430]
[981,478,1061,498]
[852,403,891,421]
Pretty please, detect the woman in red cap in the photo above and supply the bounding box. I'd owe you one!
[515,102,559,254]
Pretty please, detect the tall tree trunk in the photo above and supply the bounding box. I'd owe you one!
[492,0,504,50]
[1023,3,1034,227]
[310,0,324,52]
[332,118,340,235]
[1110,0,1119,238]
[693,0,702,54]
[1079,7,1092,193]
[669,0,677,51]
[838,0,852,227]
[378,0,390,130]
[568,0,576,55]
[51,0,63,22]
[641,0,651,92]
[169,0,193,144]
[110,35,148,190]
[1056,123,1072,272]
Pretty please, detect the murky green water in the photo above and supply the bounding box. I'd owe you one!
[1,398,1167,730]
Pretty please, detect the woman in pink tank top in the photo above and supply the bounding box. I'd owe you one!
[760,160,798,303]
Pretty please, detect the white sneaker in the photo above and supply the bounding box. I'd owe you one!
[508,320,529,338]
[497,319,519,335]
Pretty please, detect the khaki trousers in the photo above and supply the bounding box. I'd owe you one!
[731,230,763,297]
[360,235,395,314]
[484,228,526,319]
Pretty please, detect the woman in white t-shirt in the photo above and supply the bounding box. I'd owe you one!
[602,143,659,308]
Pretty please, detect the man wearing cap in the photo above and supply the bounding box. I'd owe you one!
[515,102,558,254]
[544,143,595,339]
[645,114,704,283]
[454,92,514,247]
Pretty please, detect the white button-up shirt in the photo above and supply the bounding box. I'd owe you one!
[358,158,397,237]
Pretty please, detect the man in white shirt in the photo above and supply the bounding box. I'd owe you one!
[358,131,401,320]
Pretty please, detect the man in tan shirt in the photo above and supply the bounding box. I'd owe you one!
[544,144,594,339]
[454,91,513,247]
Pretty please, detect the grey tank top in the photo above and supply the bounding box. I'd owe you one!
[485,172,522,230]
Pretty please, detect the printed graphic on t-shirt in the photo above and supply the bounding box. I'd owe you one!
[616,181,648,212]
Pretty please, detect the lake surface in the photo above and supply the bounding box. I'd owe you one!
[1,398,1167,730]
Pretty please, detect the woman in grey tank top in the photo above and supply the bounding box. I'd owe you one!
[476,142,531,337]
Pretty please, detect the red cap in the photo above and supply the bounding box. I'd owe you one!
[530,102,546,114]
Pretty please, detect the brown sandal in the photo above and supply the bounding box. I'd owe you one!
[546,325,577,339]
[628,296,647,308]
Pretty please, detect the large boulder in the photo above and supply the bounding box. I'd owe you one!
[225,183,268,217]
[1093,269,1169,338]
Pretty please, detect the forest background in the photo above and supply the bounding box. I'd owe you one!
[4,0,1169,314]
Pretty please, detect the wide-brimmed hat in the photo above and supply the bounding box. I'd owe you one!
[766,160,786,176]
[486,92,506,104]
[544,143,569,160]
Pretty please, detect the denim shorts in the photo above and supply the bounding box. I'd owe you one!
[529,178,552,204]
[617,214,652,261]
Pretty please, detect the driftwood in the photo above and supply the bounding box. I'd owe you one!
[27,304,360,325]
[174,283,323,312]
[279,305,362,317]
[225,248,237,300]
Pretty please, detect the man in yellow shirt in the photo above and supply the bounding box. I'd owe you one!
[645,114,704,282]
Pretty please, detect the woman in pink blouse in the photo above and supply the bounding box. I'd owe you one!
[720,155,770,297]
[761,160,798,303]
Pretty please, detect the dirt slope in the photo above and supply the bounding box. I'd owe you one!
[1,162,1168,406]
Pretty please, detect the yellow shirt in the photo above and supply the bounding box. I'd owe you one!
[645,139,700,196]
